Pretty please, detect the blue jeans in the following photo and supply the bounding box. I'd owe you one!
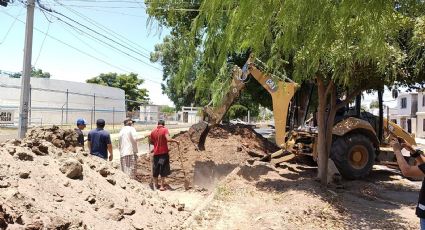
[421,218,425,230]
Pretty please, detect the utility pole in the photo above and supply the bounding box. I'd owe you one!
[18,0,35,138]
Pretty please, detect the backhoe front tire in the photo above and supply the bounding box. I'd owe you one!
[330,133,375,180]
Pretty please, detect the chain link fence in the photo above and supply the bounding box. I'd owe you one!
[0,78,126,140]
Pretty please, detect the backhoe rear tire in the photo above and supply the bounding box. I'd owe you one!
[330,133,375,180]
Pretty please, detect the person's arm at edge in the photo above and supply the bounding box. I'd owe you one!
[107,133,113,161]
[108,144,113,161]
[87,132,92,153]
[392,140,425,177]
[401,141,425,164]
[165,134,179,144]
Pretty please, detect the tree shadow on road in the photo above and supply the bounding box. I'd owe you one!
[237,162,418,229]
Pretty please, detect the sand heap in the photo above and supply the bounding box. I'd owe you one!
[136,124,280,189]
[0,126,187,230]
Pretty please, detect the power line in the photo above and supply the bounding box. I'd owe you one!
[36,2,162,71]
[56,0,143,3]
[58,18,110,59]
[39,8,162,73]
[58,19,145,73]
[0,9,162,85]
[44,3,203,11]
[0,6,24,44]
[33,14,51,66]
[67,5,148,18]
[53,0,152,54]
[42,4,144,8]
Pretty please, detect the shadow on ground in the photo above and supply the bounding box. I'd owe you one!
[236,162,419,229]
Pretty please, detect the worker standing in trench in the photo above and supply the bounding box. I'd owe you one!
[148,120,179,191]
[118,118,139,179]
[390,137,425,229]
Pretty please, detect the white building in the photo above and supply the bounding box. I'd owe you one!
[0,77,126,126]
[394,92,417,134]
[140,105,160,122]
[416,91,425,138]
[178,106,201,124]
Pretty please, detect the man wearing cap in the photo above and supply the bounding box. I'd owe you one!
[88,119,113,161]
[149,119,179,191]
[75,119,87,150]
[119,118,138,179]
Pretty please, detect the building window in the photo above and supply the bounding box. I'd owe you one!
[401,98,407,109]
[423,95,425,106]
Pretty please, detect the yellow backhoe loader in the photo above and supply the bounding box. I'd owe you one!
[189,54,416,179]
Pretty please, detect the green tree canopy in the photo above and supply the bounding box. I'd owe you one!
[86,72,149,111]
[9,67,51,78]
[147,0,425,184]
[160,105,175,115]
[370,100,380,109]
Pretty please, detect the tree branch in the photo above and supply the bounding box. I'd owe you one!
[325,80,334,97]
[316,75,324,92]
[336,87,363,110]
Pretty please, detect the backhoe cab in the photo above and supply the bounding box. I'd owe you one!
[188,54,416,179]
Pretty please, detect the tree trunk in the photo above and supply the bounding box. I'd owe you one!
[378,88,384,142]
[316,76,363,185]
[316,77,329,184]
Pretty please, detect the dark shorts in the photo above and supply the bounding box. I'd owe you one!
[153,153,170,178]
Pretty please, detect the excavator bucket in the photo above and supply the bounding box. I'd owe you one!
[188,121,209,151]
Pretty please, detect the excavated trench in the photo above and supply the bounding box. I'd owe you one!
[135,124,280,190]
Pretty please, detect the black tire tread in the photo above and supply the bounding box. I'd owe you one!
[330,133,375,180]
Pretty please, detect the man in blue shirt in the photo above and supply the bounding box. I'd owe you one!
[87,119,113,161]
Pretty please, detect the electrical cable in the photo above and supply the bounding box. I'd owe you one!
[36,1,162,72]
[53,0,152,54]
[0,6,24,45]
[40,8,162,73]
[37,3,152,60]
[33,14,51,66]
[56,0,143,3]
[75,7,147,18]
[0,10,162,85]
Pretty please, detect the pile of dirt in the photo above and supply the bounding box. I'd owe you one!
[135,124,280,189]
[26,126,79,149]
[0,126,188,230]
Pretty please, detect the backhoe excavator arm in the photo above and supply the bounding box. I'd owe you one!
[189,54,299,150]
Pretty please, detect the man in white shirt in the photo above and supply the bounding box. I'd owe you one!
[119,118,139,179]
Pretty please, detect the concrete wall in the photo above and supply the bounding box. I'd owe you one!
[140,105,160,122]
[0,77,126,126]
[178,107,201,124]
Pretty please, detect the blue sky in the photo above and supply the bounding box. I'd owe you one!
[0,0,173,105]
[0,0,406,111]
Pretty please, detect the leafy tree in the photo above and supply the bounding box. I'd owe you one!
[86,73,149,111]
[369,100,380,109]
[150,35,202,109]
[160,105,175,115]
[9,67,51,78]
[160,105,176,120]
[147,1,264,117]
[149,0,425,184]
